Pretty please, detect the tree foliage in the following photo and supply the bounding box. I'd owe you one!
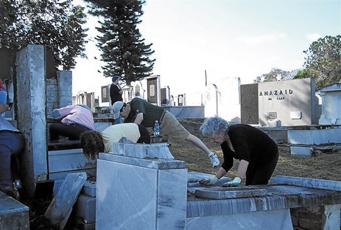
[256,68,297,82]
[0,0,88,70]
[303,35,341,88]
[84,0,155,85]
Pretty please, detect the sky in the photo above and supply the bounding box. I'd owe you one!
[72,0,341,105]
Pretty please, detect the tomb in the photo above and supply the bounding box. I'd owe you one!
[90,144,341,230]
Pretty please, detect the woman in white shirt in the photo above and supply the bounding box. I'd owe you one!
[80,123,150,160]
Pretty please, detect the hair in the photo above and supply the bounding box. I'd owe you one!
[200,116,229,137]
[80,130,105,160]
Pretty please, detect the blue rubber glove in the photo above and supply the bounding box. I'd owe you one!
[223,177,241,187]
[199,175,218,186]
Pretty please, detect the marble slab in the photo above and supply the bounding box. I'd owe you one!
[270,175,341,191]
[187,209,293,230]
[112,143,174,160]
[99,152,186,169]
[0,192,29,230]
[96,156,187,230]
[194,187,268,200]
[96,160,158,230]
[45,172,87,229]
[187,184,341,217]
[156,169,187,230]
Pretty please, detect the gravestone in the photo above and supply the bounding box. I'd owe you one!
[96,152,187,230]
[240,83,259,124]
[319,83,341,125]
[16,45,47,196]
[57,71,72,108]
[203,84,218,116]
[147,75,161,105]
[178,94,186,106]
[161,86,170,105]
[258,78,319,126]
[0,192,29,229]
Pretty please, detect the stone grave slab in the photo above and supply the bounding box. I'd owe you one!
[0,192,29,229]
[112,143,174,159]
[45,172,87,229]
[194,186,268,199]
[270,175,341,191]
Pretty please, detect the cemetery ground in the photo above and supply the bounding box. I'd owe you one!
[171,119,341,181]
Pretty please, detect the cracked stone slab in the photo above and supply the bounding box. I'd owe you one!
[194,186,268,199]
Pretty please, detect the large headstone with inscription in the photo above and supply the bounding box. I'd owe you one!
[258,78,319,126]
[147,75,161,105]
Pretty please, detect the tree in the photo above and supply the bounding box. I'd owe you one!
[84,0,155,85]
[303,35,341,88]
[0,0,88,70]
[255,68,297,82]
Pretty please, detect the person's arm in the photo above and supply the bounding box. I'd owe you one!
[134,112,143,124]
[216,167,227,179]
[236,159,249,179]
[52,105,73,119]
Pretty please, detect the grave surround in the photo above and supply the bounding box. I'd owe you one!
[93,143,341,230]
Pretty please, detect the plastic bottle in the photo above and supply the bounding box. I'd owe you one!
[153,120,160,137]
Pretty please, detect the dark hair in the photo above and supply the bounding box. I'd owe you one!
[80,130,105,160]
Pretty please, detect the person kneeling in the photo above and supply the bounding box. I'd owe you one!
[199,116,278,186]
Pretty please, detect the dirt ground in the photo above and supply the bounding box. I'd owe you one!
[169,119,341,181]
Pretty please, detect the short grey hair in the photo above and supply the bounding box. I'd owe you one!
[200,116,229,137]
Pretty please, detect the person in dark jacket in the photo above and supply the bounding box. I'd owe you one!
[199,116,278,186]
[110,76,123,105]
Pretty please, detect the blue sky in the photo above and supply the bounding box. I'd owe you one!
[73,0,341,104]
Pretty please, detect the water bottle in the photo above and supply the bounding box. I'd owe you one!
[153,120,160,137]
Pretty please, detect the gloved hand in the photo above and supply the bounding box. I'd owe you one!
[223,177,241,187]
[199,175,218,186]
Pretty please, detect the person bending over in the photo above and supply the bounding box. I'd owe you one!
[112,98,220,167]
[0,90,24,198]
[199,116,278,186]
[80,123,150,160]
[49,104,95,141]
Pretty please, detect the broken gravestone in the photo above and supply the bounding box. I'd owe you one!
[45,172,87,229]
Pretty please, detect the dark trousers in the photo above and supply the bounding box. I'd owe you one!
[246,146,279,185]
[0,131,24,190]
[49,123,91,141]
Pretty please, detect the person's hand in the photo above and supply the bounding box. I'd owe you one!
[223,177,241,187]
[199,175,218,186]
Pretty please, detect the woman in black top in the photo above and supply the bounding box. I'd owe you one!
[199,116,278,186]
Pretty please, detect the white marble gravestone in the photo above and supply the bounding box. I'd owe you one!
[96,153,187,230]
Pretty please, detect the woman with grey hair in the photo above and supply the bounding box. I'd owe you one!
[199,116,278,186]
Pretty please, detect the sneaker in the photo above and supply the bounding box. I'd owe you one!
[208,152,220,168]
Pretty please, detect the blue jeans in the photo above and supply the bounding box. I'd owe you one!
[0,131,24,190]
